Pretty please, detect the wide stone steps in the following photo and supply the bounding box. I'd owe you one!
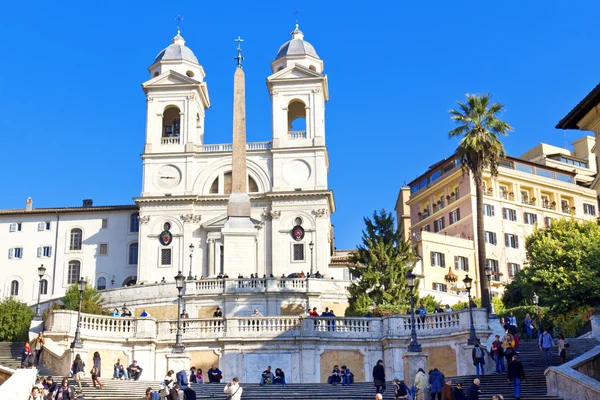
[0,342,54,376]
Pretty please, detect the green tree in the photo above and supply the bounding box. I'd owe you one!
[61,282,109,315]
[503,218,600,314]
[0,298,34,341]
[346,210,416,315]
[449,93,513,312]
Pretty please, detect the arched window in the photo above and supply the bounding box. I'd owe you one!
[129,242,139,265]
[40,279,48,295]
[309,65,316,71]
[249,176,259,193]
[224,172,233,194]
[123,276,137,287]
[68,260,81,284]
[97,277,107,291]
[10,280,18,296]
[288,100,307,133]
[130,213,139,233]
[209,177,219,194]
[69,228,82,251]
[162,107,181,138]
[210,172,259,194]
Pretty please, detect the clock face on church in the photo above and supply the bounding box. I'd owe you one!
[155,165,182,189]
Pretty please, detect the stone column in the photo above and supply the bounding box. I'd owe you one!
[402,352,428,387]
[208,239,215,276]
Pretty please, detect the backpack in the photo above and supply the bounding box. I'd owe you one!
[475,346,484,358]
[150,391,161,400]
[177,370,189,386]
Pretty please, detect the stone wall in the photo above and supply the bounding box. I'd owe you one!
[319,350,365,383]
[424,345,457,376]
[546,345,600,400]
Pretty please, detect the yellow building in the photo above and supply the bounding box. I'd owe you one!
[398,151,598,303]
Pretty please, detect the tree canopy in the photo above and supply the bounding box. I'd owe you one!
[346,209,417,315]
[503,218,600,314]
[60,282,108,315]
[0,298,34,341]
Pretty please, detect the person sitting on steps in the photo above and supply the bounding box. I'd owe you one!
[208,364,222,383]
[260,366,274,386]
[113,358,128,380]
[273,368,286,386]
[327,365,342,385]
[127,360,143,380]
[340,365,353,386]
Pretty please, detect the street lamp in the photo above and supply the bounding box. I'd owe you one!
[70,277,86,349]
[187,244,195,280]
[405,271,421,352]
[484,266,496,317]
[173,271,186,353]
[309,241,314,277]
[462,274,479,345]
[34,264,46,321]
[111,275,115,287]
[533,292,539,333]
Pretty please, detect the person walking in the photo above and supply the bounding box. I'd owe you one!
[91,366,103,389]
[373,359,386,394]
[93,352,101,377]
[523,314,533,339]
[441,379,454,400]
[393,378,410,399]
[538,328,554,367]
[73,353,86,391]
[429,368,445,400]
[506,355,525,400]
[28,387,43,400]
[503,333,516,367]
[467,378,480,400]
[32,332,45,366]
[471,342,485,377]
[557,334,568,364]
[507,311,517,335]
[21,341,32,367]
[453,382,466,400]
[491,335,505,373]
[414,368,430,400]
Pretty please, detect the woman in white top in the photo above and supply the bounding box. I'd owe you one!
[557,334,568,364]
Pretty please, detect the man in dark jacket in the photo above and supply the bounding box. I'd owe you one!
[441,379,455,400]
[467,378,481,400]
[507,355,525,400]
[429,369,445,400]
[127,360,143,380]
[372,359,386,394]
[453,382,466,400]
[471,343,485,377]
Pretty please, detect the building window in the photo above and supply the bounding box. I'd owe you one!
[430,251,445,267]
[9,222,22,232]
[502,208,517,222]
[505,233,519,249]
[544,217,554,227]
[40,279,48,295]
[584,204,596,216]
[163,106,181,137]
[97,277,107,291]
[523,212,537,225]
[67,260,81,284]
[449,208,461,224]
[101,219,108,228]
[432,282,448,292]
[69,228,83,251]
[433,217,445,233]
[160,248,172,266]
[499,186,508,199]
[483,204,495,217]
[130,213,139,233]
[38,222,51,231]
[485,231,497,245]
[10,280,19,296]
[454,256,469,272]
[98,243,108,256]
[8,248,23,259]
[487,259,500,281]
[507,263,520,278]
[293,243,305,261]
[129,243,139,265]
[38,246,52,258]
[423,225,430,232]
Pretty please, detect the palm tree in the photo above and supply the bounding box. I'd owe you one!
[449,94,513,312]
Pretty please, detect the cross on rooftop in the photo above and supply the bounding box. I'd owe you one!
[234,36,244,67]
[175,14,183,33]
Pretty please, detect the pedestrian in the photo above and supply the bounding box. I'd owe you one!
[373,359,386,394]
[453,382,466,400]
[93,351,101,377]
[91,366,103,389]
[32,332,45,366]
[28,386,43,400]
[538,328,553,367]
[557,333,568,364]
[429,368,445,400]
[73,353,86,391]
[471,342,485,377]
[467,378,481,400]
[513,332,520,353]
[55,377,73,400]
[503,333,516,366]
[507,311,517,335]
[523,314,533,339]
[21,340,32,366]
[223,377,243,400]
[414,367,430,400]
[441,379,454,400]
[45,376,58,399]
[491,335,505,373]
[506,355,525,400]
[393,378,410,399]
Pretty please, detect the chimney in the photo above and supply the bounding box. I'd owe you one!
[25,197,33,211]
[82,199,93,208]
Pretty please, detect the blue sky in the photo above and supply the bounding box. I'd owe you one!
[1,1,599,250]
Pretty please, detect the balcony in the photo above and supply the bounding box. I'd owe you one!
[288,131,307,139]
[542,201,556,210]
[418,211,430,221]
[161,137,180,145]
[562,206,575,214]
[521,198,536,206]
[195,142,272,153]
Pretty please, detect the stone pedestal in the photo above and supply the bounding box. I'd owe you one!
[457,344,476,376]
[222,212,258,277]
[166,353,191,373]
[402,352,428,385]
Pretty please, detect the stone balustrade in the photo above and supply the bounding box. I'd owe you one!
[186,277,328,295]
[196,141,272,153]
[46,308,488,343]
[288,130,307,139]
[161,137,180,145]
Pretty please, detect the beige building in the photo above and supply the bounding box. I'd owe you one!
[398,150,598,302]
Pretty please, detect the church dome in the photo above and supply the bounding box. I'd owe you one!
[274,25,319,60]
[154,32,199,64]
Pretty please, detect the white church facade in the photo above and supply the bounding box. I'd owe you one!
[0,25,346,306]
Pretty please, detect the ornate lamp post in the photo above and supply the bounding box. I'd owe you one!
[309,241,314,277]
[111,275,115,287]
[405,271,421,352]
[34,264,46,321]
[173,271,186,353]
[484,266,496,317]
[533,292,539,334]
[187,244,195,280]
[462,274,479,345]
[70,277,86,349]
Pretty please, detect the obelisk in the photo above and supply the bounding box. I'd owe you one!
[222,37,258,277]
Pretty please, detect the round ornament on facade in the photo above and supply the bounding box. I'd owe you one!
[155,165,182,189]
[283,159,311,186]
[291,225,305,241]
[159,230,173,246]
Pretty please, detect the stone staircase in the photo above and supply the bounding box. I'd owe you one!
[0,342,53,376]
[448,337,598,400]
